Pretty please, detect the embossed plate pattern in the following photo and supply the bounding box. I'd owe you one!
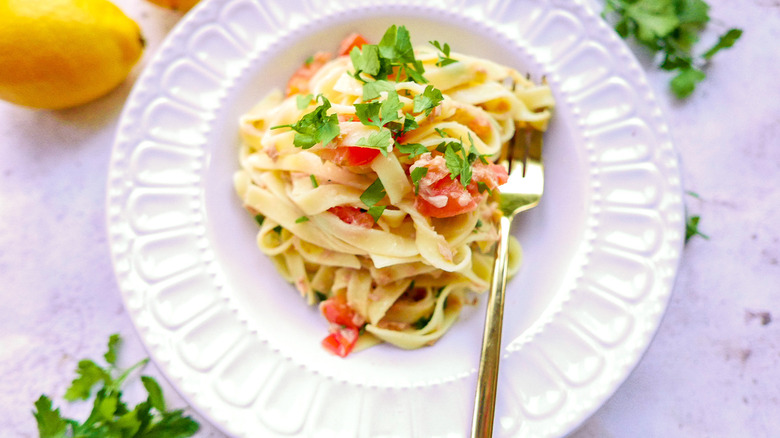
[107,0,685,436]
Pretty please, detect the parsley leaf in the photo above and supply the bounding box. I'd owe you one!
[271,94,340,148]
[355,90,403,129]
[362,79,396,101]
[356,129,393,155]
[367,205,386,222]
[33,396,68,438]
[104,333,120,365]
[296,216,310,223]
[350,44,381,78]
[351,25,427,84]
[685,214,708,241]
[310,174,319,188]
[671,66,706,98]
[412,85,444,116]
[378,25,427,83]
[702,28,743,60]
[429,40,458,67]
[442,139,482,187]
[33,334,199,438]
[296,93,314,110]
[63,359,110,401]
[360,178,386,207]
[360,178,387,222]
[410,166,429,195]
[396,142,429,158]
[604,0,742,98]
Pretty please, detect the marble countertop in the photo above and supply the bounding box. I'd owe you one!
[1,0,778,436]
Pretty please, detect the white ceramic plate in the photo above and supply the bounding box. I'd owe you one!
[107,0,685,436]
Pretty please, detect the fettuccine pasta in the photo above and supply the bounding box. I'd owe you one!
[234,26,554,357]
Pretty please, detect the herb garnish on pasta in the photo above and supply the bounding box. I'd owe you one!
[234,25,554,357]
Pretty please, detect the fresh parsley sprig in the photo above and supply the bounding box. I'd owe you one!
[603,0,742,98]
[33,334,199,438]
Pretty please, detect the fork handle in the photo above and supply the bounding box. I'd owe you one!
[471,215,512,438]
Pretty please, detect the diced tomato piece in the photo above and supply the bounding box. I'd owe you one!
[328,206,375,228]
[286,51,331,96]
[320,296,360,327]
[412,154,508,218]
[415,176,479,218]
[337,33,369,56]
[321,146,381,166]
[341,147,381,166]
[319,297,364,357]
[321,326,360,357]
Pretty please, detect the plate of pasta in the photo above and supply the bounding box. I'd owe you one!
[107,0,685,437]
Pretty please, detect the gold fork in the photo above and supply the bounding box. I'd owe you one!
[471,127,545,438]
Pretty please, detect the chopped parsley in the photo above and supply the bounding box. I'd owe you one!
[356,129,394,155]
[355,90,403,129]
[350,25,427,84]
[396,142,429,159]
[603,0,742,98]
[412,85,444,116]
[441,137,487,187]
[296,216,310,223]
[254,214,265,226]
[310,174,319,188]
[410,166,429,195]
[360,178,387,222]
[361,79,396,101]
[271,94,340,149]
[685,214,708,241]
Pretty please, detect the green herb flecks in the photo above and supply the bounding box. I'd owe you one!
[603,0,742,98]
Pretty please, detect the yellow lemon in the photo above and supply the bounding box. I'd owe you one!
[146,0,200,12]
[0,0,144,110]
